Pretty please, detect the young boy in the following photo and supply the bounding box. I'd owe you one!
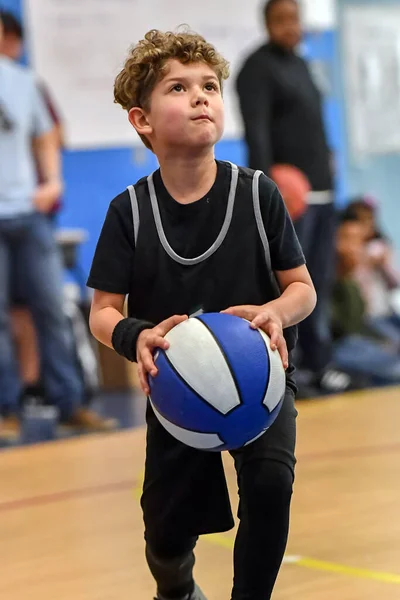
[88,29,316,600]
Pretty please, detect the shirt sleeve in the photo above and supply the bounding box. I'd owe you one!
[236,54,274,173]
[87,192,135,294]
[259,174,306,271]
[30,78,53,137]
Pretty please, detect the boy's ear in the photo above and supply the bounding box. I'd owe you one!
[128,107,153,137]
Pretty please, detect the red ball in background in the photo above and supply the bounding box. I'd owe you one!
[270,164,310,221]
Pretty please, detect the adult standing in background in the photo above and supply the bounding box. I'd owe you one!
[236,0,352,396]
[0,14,114,439]
[0,9,64,408]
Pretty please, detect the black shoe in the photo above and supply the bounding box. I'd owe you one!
[19,385,45,410]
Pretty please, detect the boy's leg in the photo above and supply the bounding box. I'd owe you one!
[145,535,198,599]
[142,402,234,599]
[230,388,297,600]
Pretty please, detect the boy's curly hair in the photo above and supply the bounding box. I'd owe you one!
[114,28,230,149]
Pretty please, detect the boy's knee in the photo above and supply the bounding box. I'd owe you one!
[241,460,294,515]
[145,533,197,561]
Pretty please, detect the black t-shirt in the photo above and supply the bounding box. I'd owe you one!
[87,160,305,296]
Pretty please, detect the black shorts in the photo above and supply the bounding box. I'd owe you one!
[141,384,298,541]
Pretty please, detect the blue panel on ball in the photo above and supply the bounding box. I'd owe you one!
[196,313,270,408]
[150,350,228,434]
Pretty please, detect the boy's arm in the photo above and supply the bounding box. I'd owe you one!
[268,265,316,328]
[89,289,187,394]
[89,290,126,349]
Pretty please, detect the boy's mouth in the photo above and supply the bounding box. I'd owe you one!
[193,114,212,121]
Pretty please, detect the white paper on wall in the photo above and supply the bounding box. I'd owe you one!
[299,0,336,30]
[343,5,400,156]
[25,0,335,149]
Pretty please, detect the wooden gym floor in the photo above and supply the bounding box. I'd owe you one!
[0,386,399,599]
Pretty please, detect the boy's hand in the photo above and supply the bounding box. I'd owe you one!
[222,304,288,370]
[137,314,188,395]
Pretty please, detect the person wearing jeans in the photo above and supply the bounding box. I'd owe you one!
[0,15,115,440]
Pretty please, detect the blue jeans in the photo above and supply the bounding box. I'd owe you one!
[333,335,400,383]
[0,213,83,418]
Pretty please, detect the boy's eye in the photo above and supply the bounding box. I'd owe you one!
[172,84,184,92]
[205,82,218,91]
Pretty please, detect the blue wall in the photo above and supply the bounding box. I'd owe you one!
[3,0,343,278]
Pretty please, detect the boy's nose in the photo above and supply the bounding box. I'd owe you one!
[194,94,209,106]
[192,88,209,107]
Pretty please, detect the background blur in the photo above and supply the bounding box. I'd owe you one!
[2,0,398,278]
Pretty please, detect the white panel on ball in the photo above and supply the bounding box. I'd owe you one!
[165,319,241,415]
[150,401,224,450]
[258,330,286,412]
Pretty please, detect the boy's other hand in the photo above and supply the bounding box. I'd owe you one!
[221,304,288,370]
[136,314,188,395]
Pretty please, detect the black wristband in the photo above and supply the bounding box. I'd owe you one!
[111,317,154,362]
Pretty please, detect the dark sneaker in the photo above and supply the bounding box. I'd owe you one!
[155,583,207,600]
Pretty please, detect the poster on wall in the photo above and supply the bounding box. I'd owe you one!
[343,6,400,156]
[299,0,336,31]
[24,0,265,149]
[25,0,336,150]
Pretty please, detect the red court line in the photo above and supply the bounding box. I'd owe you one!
[0,479,134,513]
[0,441,399,514]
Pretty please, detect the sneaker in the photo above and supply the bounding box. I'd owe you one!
[155,583,207,600]
[59,408,118,434]
[313,367,353,395]
[19,385,45,410]
[0,415,20,441]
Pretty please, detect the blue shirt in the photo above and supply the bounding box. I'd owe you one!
[0,56,52,218]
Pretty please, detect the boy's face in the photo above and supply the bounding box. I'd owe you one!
[133,59,224,153]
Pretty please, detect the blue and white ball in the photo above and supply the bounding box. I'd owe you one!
[149,312,286,451]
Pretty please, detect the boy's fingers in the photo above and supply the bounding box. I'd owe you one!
[141,347,157,377]
[149,334,169,351]
[252,312,270,329]
[277,337,289,370]
[137,362,150,395]
[269,328,279,351]
[222,305,256,321]
[157,314,188,336]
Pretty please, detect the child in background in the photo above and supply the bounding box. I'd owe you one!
[344,197,400,349]
[331,213,400,384]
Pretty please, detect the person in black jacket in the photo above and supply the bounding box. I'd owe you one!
[236,0,352,396]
